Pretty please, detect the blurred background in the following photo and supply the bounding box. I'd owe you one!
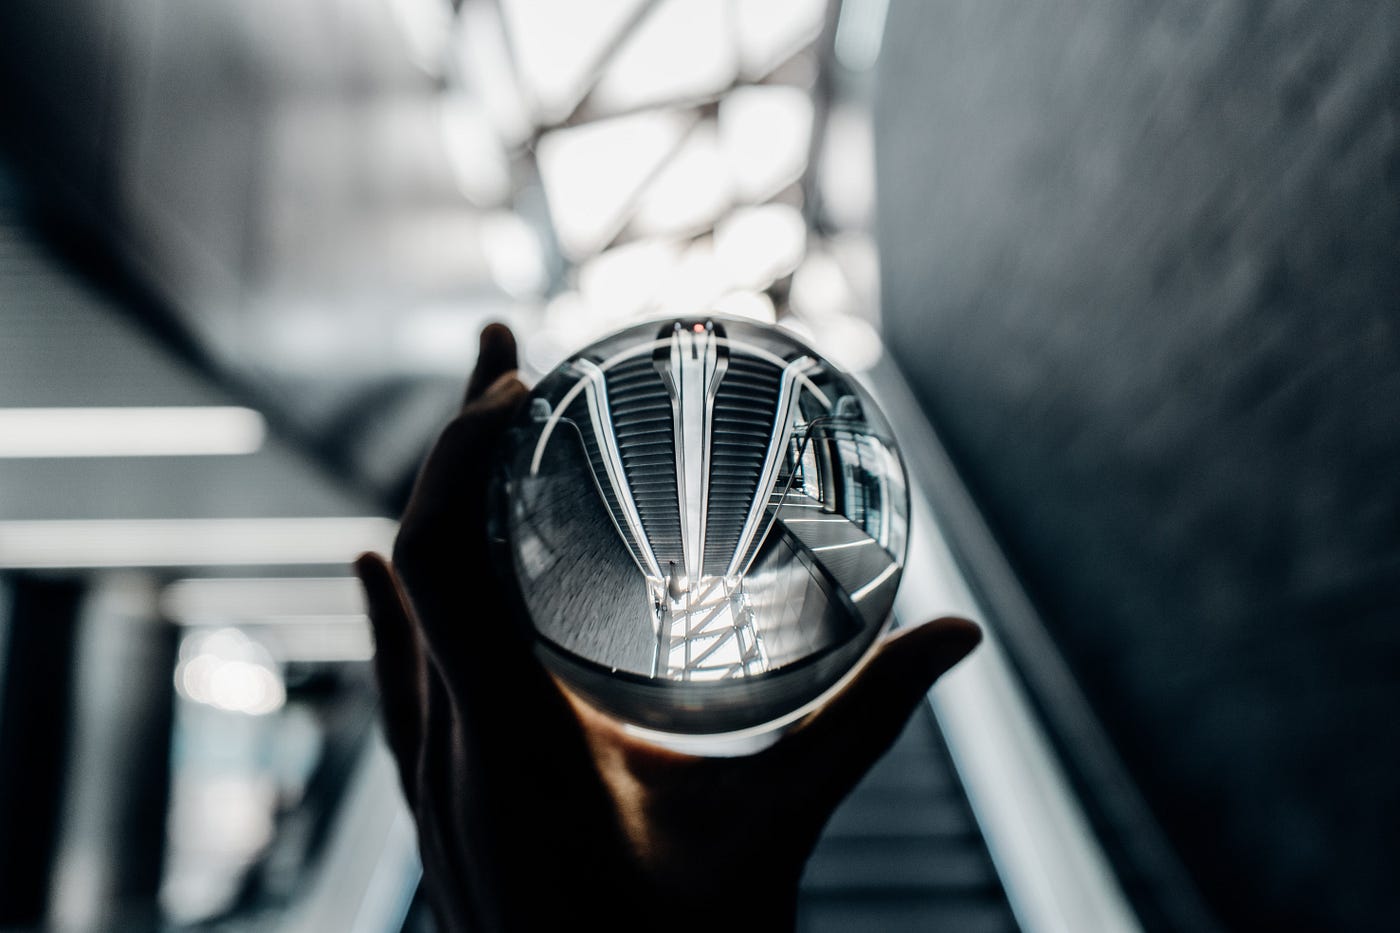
[0,1,1396,931]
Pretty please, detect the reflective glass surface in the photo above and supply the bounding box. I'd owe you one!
[494,318,908,738]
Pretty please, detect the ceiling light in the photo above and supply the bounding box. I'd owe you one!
[537,111,692,259]
[0,407,266,458]
[592,0,737,113]
[578,239,683,323]
[500,0,652,121]
[0,518,397,569]
[439,94,512,206]
[818,106,876,230]
[719,86,813,202]
[710,290,776,323]
[161,576,367,623]
[714,204,808,289]
[454,0,533,145]
[734,0,826,77]
[631,121,732,237]
[176,628,286,715]
[834,0,891,72]
[482,211,550,298]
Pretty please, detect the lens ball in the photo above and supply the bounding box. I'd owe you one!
[492,317,909,744]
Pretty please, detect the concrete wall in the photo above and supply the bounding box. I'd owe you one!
[876,3,1400,930]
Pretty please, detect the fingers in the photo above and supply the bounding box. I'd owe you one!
[394,361,531,705]
[777,617,982,801]
[356,552,429,806]
[394,373,528,601]
[399,372,528,563]
[465,323,518,404]
[392,320,535,710]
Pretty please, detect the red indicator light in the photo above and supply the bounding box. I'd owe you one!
[692,323,704,333]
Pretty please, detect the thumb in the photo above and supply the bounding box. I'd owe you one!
[779,617,982,799]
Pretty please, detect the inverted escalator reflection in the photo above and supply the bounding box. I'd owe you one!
[493,317,909,740]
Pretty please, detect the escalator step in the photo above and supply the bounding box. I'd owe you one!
[799,703,1019,932]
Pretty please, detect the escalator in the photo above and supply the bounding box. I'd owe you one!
[800,703,1018,933]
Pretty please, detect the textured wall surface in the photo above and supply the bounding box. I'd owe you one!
[875,2,1400,930]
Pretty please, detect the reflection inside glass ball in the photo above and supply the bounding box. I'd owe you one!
[494,317,908,740]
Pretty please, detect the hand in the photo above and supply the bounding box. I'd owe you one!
[355,323,982,932]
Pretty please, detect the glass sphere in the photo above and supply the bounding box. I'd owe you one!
[492,317,908,745]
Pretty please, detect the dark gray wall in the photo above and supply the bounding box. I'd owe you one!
[876,3,1400,931]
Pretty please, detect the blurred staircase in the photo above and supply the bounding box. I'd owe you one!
[798,702,1019,933]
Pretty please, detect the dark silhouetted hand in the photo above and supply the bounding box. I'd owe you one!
[355,323,981,932]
